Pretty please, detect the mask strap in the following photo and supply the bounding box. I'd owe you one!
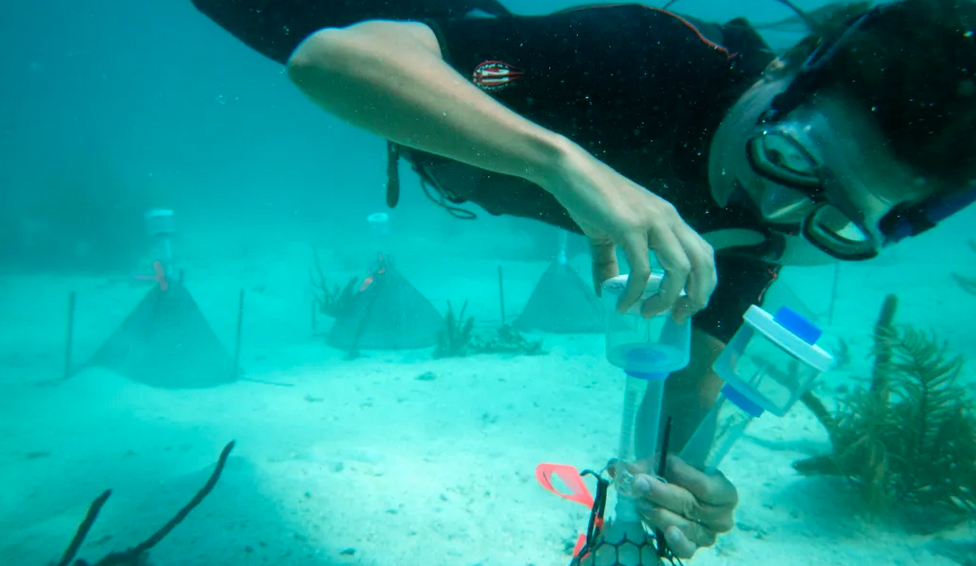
[884,184,976,243]
[762,7,881,124]
[702,228,789,262]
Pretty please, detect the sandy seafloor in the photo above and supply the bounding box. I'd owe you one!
[1,213,974,566]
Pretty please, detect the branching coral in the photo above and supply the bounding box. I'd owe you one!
[309,248,357,318]
[795,295,976,525]
[471,325,546,356]
[434,301,475,358]
[433,302,546,358]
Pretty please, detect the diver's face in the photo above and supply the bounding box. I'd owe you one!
[708,73,934,259]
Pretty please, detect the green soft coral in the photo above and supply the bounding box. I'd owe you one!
[795,294,976,524]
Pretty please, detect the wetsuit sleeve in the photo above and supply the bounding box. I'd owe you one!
[693,256,781,343]
[190,0,509,65]
[426,6,766,344]
[424,5,739,141]
[191,0,364,65]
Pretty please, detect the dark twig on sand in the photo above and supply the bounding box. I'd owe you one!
[55,490,112,566]
[55,440,236,566]
[951,240,976,296]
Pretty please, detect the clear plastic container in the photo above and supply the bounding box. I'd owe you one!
[587,274,692,566]
[713,305,834,417]
[144,209,174,237]
[144,209,175,273]
[602,273,691,467]
[367,212,391,239]
[679,386,761,472]
[600,273,691,376]
[681,305,833,472]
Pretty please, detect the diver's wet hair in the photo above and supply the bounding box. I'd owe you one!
[784,0,976,192]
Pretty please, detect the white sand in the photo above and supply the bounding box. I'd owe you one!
[1,215,973,566]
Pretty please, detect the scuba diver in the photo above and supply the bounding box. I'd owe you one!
[191,0,976,559]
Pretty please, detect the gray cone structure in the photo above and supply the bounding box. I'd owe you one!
[514,258,605,334]
[80,280,237,389]
[326,255,444,351]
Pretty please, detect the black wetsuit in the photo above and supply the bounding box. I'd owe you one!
[191,1,782,343]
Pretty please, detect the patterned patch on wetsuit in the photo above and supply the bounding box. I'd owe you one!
[472,60,523,91]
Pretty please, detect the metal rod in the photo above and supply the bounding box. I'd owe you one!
[63,291,77,380]
[233,289,244,378]
[827,262,841,326]
[498,265,506,326]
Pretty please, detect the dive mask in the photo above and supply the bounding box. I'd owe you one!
[745,115,891,261]
[742,3,976,261]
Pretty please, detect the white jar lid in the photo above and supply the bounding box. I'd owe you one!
[601,273,684,315]
[144,208,174,219]
[742,305,834,372]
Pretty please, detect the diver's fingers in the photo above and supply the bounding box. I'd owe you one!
[665,525,700,560]
[665,455,739,508]
[672,227,716,323]
[618,230,652,313]
[635,474,734,533]
[637,501,716,552]
[590,238,619,297]
[641,226,689,318]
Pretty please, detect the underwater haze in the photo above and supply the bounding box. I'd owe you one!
[1,1,975,566]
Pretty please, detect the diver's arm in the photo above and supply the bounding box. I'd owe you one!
[287,20,718,319]
[286,20,569,190]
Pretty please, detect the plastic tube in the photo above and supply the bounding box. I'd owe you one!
[679,385,764,473]
[618,372,668,462]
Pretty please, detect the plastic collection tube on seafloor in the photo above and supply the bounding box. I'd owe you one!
[592,274,695,566]
[679,305,834,473]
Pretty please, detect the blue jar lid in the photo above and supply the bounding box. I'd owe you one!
[773,306,822,345]
[625,370,669,380]
[722,384,765,417]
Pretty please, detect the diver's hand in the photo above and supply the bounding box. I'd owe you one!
[539,140,716,322]
[629,456,738,559]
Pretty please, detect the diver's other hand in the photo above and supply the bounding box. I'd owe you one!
[537,138,716,322]
[631,456,737,559]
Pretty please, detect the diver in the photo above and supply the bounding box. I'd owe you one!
[190,0,976,559]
